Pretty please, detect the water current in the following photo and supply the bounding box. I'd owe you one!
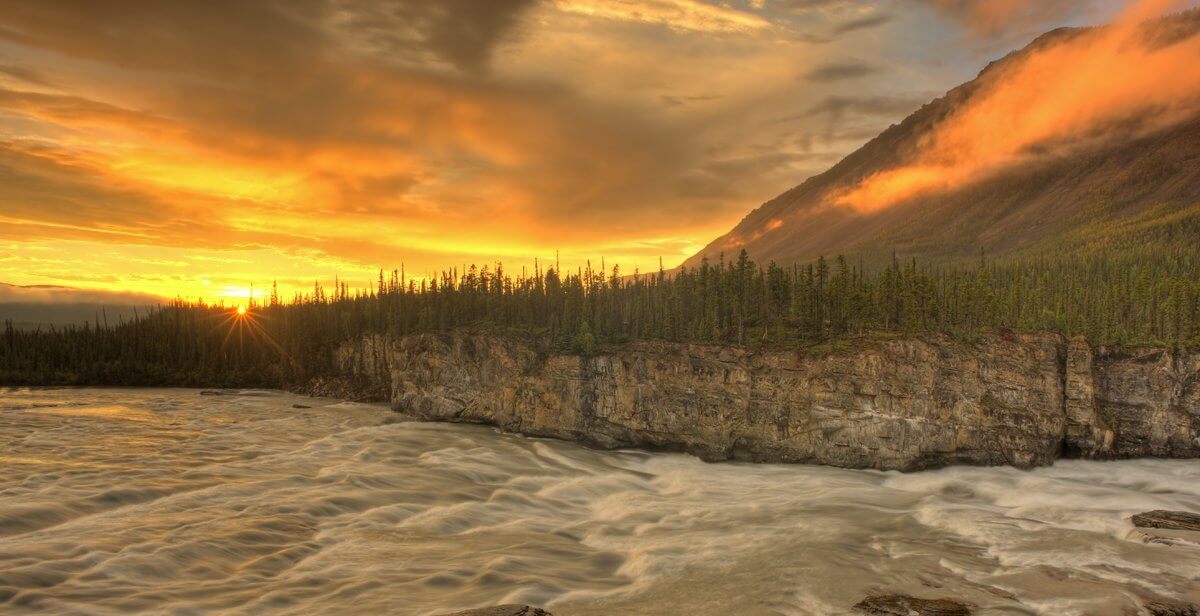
[1,388,1197,614]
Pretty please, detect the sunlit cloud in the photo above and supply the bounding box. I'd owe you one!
[554,0,771,32]
[0,0,1127,302]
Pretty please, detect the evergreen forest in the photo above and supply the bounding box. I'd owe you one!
[3,249,1199,388]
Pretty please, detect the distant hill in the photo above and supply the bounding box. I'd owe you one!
[685,14,1200,270]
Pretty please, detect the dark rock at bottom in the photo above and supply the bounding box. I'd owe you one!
[1132,510,1200,532]
[854,594,974,615]
[1145,600,1200,616]
[435,606,552,616]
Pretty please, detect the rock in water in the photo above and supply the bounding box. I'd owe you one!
[1132,510,1200,532]
[1127,526,1200,547]
[435,606,552,616]
[1144,600,1199,616]
[854,594,974,615]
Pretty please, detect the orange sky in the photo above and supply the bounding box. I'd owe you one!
[0,0,1128,304]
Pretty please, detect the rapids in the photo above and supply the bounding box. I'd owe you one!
[0,388,1197,615]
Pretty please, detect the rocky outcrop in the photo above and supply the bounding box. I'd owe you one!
[1063,337,1114,457]
[1144,600,1200,616]
[296,375,388,402]
[1087,345,1200,458]
[434,607,551,616]
[341,330,1200,471]
[1128,510,1200,548]
[853,594,973,615]
[1132,511,1200,532]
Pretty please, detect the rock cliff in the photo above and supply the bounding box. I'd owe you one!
[339,331,1200,471]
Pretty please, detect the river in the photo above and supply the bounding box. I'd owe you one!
[0,388,1197,615]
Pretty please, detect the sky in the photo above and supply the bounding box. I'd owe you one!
[0,0,1128,305]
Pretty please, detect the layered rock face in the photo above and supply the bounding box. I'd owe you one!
[348,331,1199,471]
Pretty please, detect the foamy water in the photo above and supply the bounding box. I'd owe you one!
[0,388,1197,615]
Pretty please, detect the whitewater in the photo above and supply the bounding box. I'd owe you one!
[1,388,1197,615]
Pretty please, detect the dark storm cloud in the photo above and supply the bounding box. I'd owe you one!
[801,59,880,81]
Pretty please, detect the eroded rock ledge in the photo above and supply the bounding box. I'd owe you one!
[337,330,1200,471]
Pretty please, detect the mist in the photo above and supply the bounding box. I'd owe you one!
[836,0,1200,213]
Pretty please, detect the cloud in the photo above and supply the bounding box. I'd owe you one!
[777,0,865,12]
[801,59,880,81]
[0,1,325,80]
[916,0,1087,37]
[790,8,894,43]
[831,13,894,35]
[0,88,176,134]
[0,140,181,239]
[661,93,722,106]
[0,3,700,241]
[0,64,49,86]
[777,94,934,143]
[554,0,771,32]
[674,151,839,200]
[799,94,929,117]
[0,0,1047,300]
[327,0,536,72]
[0,282,165,327]
[0,282,162,305]
[836,2,1200,212]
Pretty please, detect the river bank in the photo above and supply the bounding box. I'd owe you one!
[321,330,1200,471]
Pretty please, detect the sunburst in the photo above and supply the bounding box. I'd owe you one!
[213,305,297,369]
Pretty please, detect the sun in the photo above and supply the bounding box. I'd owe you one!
[236,305,247,315]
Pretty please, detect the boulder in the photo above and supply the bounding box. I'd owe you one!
[1132,510,1200,532]
[1144,600,1199,616]
[854,594,973,615]
[435,606,551,616]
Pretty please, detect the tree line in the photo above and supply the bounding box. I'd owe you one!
[2,248,1198,388]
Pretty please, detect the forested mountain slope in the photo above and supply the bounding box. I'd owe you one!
[685,15,1200,270]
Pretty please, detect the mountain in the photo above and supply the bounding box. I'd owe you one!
[684,15,1200,270]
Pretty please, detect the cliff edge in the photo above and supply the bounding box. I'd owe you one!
[337,331,1200,471]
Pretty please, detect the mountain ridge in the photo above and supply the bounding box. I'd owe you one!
[684,14,1200,270]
